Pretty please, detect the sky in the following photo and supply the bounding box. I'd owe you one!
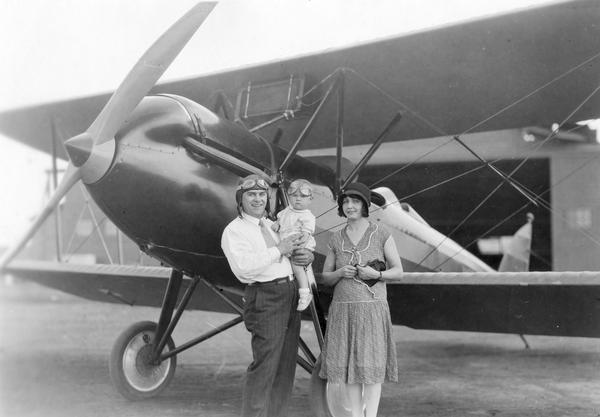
[0,0,559,248]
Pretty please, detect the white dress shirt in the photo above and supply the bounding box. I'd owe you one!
[221,212,293,284]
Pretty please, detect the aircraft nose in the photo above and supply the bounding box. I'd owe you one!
[65,133,116,184]
[65,133,93,167]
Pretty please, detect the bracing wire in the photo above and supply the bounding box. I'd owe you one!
[416,84,600,267]
[329,48,600,267]
[461,51,600,136]
[65,216,109,263]
[368,136,456,188]
[431,152,600,270]
[269,47,600,268]
[315,149,600,270]
[304,49,600,269]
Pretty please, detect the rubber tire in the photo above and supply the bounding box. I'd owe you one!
[109,321,176,400]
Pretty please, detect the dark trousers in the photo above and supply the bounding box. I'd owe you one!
[242,279,300,417]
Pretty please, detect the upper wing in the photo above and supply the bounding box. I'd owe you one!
[1,0,599,158]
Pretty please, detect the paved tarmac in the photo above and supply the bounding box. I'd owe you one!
[1,280,599,417]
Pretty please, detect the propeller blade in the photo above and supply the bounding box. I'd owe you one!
[0,164,81,270]
[88,2,217,146]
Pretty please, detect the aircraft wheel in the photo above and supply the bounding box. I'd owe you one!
[109,321,176,400]
[310,357,353,417]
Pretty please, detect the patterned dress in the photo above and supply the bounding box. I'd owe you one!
[319,221,399,384]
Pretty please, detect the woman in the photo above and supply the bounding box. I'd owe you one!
[319,182,403,417]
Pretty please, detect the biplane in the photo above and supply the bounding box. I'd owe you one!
[1,1,600,415]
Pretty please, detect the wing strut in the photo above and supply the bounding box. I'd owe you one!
[342,112,403,189]
[335,69,345,195]
[0,164,81,270]
[50,117,64,261]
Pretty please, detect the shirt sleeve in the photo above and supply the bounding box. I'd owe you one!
[221,225,281,280]
[303,212,316,234]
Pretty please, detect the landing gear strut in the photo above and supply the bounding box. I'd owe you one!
[109,269,244,400]
[108,268,335,411]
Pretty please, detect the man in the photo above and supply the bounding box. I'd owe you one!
[221,174,313,417]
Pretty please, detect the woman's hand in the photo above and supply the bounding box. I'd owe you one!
[338,264,358,279]
[356,265,379,280]
[277,236,302,257]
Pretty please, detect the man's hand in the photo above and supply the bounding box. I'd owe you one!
[294,232,310,247]
[277,236,302,257]
[271,221,281,232]
[291,248,314,266]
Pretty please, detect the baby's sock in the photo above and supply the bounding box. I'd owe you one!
[297,288,312,311]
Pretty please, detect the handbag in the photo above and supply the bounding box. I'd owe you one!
[361,259,386,287]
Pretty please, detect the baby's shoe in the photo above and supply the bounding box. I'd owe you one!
[297,288,313,311]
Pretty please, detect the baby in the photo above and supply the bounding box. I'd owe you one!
[272,179,316,311]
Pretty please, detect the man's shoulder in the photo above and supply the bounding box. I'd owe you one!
[223,216,244,233]
[228,216,243,224]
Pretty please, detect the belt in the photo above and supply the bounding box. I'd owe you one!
[248,276,294,287]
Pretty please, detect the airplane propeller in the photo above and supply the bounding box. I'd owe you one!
[65,1,217,184]
[0,2,217,270]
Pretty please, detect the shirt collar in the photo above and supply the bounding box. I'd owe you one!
[241,212,264,226]
[288,206,309,213]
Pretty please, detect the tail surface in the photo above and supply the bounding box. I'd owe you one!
[498,213,534,272]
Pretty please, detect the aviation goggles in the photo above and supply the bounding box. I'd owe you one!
[288,184,312,197]
[238,178,269,192]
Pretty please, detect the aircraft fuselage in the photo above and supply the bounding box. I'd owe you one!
[83,94,495,287]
